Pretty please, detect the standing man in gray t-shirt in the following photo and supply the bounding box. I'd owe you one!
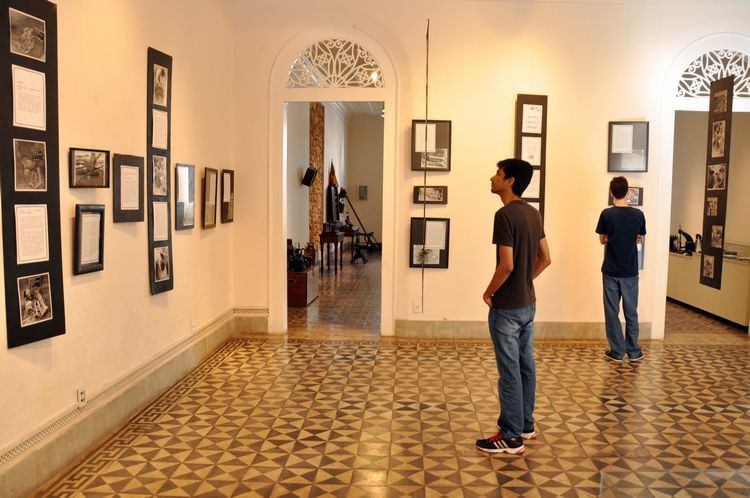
[476,159,551,455]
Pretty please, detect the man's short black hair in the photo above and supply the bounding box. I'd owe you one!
[610,176,629,200]
[497,158,533,196]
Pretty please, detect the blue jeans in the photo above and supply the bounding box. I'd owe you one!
[488,303,536,438]
[602,274,642,358]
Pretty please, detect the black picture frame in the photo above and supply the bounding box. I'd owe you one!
[608,186,643,206]
[409,217,450,269]
[73,204,104,275]
[202,167,218,229]
[515,94,548,219]
[69,147,110,188]
[221,168,234,223]
[112,154,144,222]
[607,121,649,172]
[174,163,195,230]
[413,185,448,204]
[411,119,451,171]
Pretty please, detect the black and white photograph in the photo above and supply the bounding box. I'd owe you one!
[702,254,715,279]
[413,186,448,204]
[706,197,719,216]
[221,169,234,223]
[175,163,195,230]
[74,204,105,275]
[70,148,109,188]
[411,119,452,171]
[153,64,168,107]
[13,138,46,191]
[17,272,52,327]
[203,167,218,228]
[409,217,450,268]
[713,89,728,113]
[9,8,45,62]
[607,121,648,172]
[153,155,167,196]
[608,186,643,206]
[707,163,726,190]
[358,185,368,201]
[711,120,726,158]
[711,225,724,249]
[154,246,170,282]
[412,245,440,265]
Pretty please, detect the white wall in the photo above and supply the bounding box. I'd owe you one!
[346,115,384,240]
[285,102,310,245]
[671,111,750,246]
[0,0,236,450]
[230,0,750,330]
[323,103,347,198]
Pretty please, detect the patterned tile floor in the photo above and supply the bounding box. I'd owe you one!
[39,302,750,497]
[287,249,380,334]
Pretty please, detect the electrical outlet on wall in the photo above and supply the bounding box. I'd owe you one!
[412,302,422,314]
[76,388,87,408]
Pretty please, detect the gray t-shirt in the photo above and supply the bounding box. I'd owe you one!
[492,200,545,309]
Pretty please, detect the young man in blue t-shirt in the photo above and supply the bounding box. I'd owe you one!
[596,176,646,362]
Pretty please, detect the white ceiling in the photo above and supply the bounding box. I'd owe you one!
[328,101,384,120]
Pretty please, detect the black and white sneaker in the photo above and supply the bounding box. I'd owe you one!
[475,432,525,454]
[521,430,537,440]
[604,350,623,363]
[629,351,645,362]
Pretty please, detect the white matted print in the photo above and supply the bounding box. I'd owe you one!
[153,64,168,107]
[14,204,48,265]
[713,90,728,113]
[706,163,726,191]
[13,138,46,191]
[702,254,715,279]
[706,197,718,217]
[12,64,45,130]
[711,225,724,249]
[9,8,45,62]
[153,155,167,195]
[711,120,726,158]
[17,272,52,327]
[154,247,170,282]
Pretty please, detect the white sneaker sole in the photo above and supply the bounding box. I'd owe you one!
[522,432,536,440]
[476,445,525,455]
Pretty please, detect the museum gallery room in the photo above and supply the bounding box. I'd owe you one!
[2,0,750,496]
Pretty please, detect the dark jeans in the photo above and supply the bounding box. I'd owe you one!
[488,303,536,438]
[602,274,642,358]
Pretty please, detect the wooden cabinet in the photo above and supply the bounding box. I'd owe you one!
[288,266,319,307]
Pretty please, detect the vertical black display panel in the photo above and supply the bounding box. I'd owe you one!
[514,94,548,219]
[1,0,66,348]
[700,76,734,290]
[146,48,174,294]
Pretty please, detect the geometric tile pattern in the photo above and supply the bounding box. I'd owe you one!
[288,252,381,333]
[665,299,750,345]
[39,334,750,496]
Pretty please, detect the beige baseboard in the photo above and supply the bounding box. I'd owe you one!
[0,308,269,498]
[395,319,653,341]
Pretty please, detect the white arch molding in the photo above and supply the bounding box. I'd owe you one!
[267,26,398,335]
[653,32,750,340]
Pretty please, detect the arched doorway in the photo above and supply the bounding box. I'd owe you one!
[267,27,398,335]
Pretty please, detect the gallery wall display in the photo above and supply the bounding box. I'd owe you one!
[409,217,450,269]
[112,154,144,222]
[607,121,649,172]
[1,0,66,348]
[175,163,195,230]
[73,204,104,275]
[411,119,451,171]
[220,168,234,223]
[69,147,109,188]
[608,186,643,206]
[146,47,173,294]
[514,94,548,217]
[413,186,448,205]
[700,76,734,290]
[202,167,218,229]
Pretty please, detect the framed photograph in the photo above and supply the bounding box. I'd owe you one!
[358,185,368,201]
[153,246,170,282]
[413,186,448,204]
[15,204,48,265]
[12,64,45,130]
[711,225,724,249]
[17,272,53,327]
[607,121,648,172]
[706,163,726,190]
[153,64,168,107]
[175,163,195,230]
[221,169,234,223]
[713,90,728,113]
[702,254,715,279]
[9,8,46,62]
[113,154,144,222]
[73,204,104,275]
[13,138,46,191]
[69,148,109,188]
[409,217,450,269]
[706,197,718,217]
[203,167,218,228]
[152,155,167,195]
[411,120,451,171]
[711,120,726,158]
[608,187,643,206]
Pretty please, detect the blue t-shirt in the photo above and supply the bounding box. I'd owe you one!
[595,206,646,278]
